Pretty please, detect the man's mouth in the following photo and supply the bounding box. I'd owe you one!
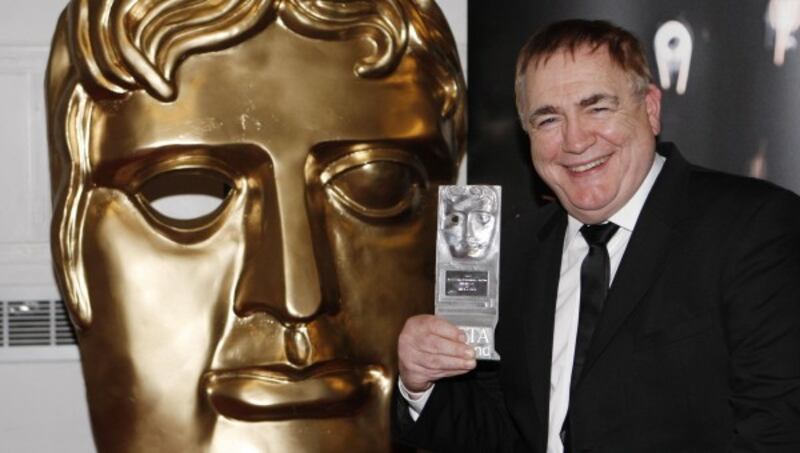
[567,155,610,173]
[202,361,385,421]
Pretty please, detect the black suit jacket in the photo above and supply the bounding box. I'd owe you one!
[393,144,800,452]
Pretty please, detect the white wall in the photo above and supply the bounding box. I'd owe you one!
[439,0,468,73]
[0,1,96,452]
[0,1,467,452]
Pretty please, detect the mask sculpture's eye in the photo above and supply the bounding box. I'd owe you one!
[135,168,233,228]
[321,150,428,221]
[444,212,464,229]
[474,212,493,225]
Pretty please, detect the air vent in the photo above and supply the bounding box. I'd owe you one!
[54,302,75,345]
[0,300,77,349]
[9,300,51,346]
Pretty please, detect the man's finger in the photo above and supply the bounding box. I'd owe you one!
[415,333,475,359]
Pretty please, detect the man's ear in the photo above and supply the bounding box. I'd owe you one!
[644,83,662,136]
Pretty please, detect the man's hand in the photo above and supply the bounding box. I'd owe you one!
[397,314,477,393]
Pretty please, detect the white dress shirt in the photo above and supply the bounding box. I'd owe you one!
[546,154,663,452]
[400,154,665,453]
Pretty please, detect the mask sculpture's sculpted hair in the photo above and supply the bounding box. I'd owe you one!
[441,185,498,213]
[47,0,465,329]
[514,18,653,128]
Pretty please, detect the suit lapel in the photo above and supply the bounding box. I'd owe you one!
[521,206,566,427]
[579,144,692,383]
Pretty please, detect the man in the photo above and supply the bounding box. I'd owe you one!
[394,19,800,452]
[45,0,464,451]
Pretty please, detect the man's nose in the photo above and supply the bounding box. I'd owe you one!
[562,116,594,153]
[233,169,324,323]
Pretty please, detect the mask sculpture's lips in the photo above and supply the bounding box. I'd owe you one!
[202,361,384,421]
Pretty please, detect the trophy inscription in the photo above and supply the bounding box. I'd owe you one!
[435,185,501,360]
[445,270,489,297]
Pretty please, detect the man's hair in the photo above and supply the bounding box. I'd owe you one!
[46,0,466,329]
[514,19,653,129]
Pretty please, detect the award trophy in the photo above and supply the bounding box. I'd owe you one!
[435,185,501,360]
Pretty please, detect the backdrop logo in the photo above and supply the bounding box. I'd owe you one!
[654,20,693,95]
[766,0,800,65]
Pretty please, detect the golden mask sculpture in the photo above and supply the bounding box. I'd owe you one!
[45,0,464,451]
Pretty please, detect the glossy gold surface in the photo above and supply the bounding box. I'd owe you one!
[46,1,465,451]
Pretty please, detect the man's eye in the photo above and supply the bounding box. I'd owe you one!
[136,169,233,225]
[322,156,427,220]
[535,117,557,128]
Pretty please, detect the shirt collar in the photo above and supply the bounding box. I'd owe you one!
[563,153,665,251]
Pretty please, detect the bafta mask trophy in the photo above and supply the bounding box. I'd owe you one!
[45,1,464,451]
[435,186,501,360]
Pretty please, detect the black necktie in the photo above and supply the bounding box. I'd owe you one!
[562,222,620,452]
[571,222,619,388]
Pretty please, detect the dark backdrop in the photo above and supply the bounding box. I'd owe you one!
[467,0,800,213]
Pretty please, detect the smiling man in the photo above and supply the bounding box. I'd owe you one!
[522,45,660,226]
[393,19,800,452]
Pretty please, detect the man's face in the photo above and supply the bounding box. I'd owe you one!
[75,22,455,452]
[521,46,661,224]
[442,196,497,259]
